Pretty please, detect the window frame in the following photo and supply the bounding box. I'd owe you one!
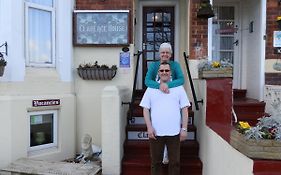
[25,1,56,67]
[28,110,58,152]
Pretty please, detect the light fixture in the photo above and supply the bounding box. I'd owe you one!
[197,0,215,19]
[0,41,8,56]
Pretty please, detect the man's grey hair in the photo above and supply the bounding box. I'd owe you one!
[159,42,173,54]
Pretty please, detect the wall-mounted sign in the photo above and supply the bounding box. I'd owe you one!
[73,10,129,46]
[32,99,60,107]
[273,31,281,47]
[120,52,130,68]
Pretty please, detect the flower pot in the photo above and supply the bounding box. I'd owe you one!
[230,129,281,160]
[77,68,117,80]
[0,66,5,77]
[198,67,233,79]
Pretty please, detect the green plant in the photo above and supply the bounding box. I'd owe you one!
[0,58,7,66]
[78,61,117,70]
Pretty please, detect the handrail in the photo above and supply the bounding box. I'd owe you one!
[183,52,203,110]
[127,50,143,118]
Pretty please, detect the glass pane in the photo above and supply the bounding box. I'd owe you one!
[147,13,153,22]
[215,6,234,20]
[147,43,154,51]
[163,13,171,22]
[147,33,154,41]
[28,7,52,64]
[30,113,54,147]
[146,52,154,60]
[154,13,162,22]
[27,0,53,7]
[220,37,234,50]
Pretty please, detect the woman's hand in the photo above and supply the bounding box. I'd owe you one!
[147,126,157,140]
[159,83,169,93]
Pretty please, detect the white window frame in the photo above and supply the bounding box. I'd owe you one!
[25,1,56,67]
[28,110,58,152]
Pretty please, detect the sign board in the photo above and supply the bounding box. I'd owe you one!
[73,10,129,45]
[32,99,60,107]
[273,31,281,47]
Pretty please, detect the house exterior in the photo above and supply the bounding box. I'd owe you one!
[0,0,281,174]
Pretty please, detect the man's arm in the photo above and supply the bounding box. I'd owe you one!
[143,108,156,140]
[180,106,189,141]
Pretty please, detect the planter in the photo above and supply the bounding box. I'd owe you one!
[77,68,117,80]
[198,67,232,79]
[230,129,281,160]
[0,66,5,77]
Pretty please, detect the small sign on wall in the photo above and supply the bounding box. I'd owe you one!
[32,99,60,107]
[73,10,129,46]
[273,31,281,47]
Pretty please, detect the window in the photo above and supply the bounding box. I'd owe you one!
[28,110,58,152]
[25,0,55,67]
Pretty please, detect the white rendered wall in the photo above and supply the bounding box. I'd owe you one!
[101,86,130,175]
[193,80,254,175]
[74,45,134,151]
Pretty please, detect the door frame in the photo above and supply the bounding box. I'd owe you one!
[136,0,180,89]
[209,1,242,89]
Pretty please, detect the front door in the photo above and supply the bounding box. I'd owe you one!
[142,7,175,88]
[211,3,240,88]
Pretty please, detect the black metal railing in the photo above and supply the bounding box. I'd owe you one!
[122,50,143,118]
[183,52,203,110]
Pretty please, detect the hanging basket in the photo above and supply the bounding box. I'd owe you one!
[197,0,215,19]
[0,66,5,77]
[77,67,117,80]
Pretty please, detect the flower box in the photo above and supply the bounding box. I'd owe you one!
[230,129,281,160]
[77,68,117,80]
[198,67,233,79]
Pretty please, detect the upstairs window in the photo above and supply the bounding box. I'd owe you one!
[25,0,55,67]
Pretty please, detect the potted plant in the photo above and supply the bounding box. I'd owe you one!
[0,55,7,77]
[77,61,117,80]
[198,60,233,79]
[276,16,281,30]
[231,114,281,160]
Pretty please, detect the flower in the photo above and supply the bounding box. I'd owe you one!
[236,115,281,141]
[277,16,281,21]
[198,60,233,71]
[78,61,117,70]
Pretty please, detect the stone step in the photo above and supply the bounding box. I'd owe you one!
[126,124,196,141]
[124,140,199,157]
[122,155,202,175]
[128,115,194,126]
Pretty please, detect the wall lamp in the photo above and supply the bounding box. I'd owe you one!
[0,41,8,56]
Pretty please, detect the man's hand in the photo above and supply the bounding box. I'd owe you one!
[159,83,169,93]
[147,126,157,140]
[180,130,188,142]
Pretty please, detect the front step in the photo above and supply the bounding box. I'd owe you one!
[122,155,202,175]
[126,124,197,141]
[254,159,281,175]
[124,140,200,158]
[233,97,266,125]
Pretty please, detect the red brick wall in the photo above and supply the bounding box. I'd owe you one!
[266,0,281,60]
[189,0,209,60]
[75,0,134,44]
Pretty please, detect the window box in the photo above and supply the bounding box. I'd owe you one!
[230,129,281,160]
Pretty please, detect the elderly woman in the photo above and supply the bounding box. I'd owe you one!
[145,42,184,93]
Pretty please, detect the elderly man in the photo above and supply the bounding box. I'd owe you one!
[140,61,190,175]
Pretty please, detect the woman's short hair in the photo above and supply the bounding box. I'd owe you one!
[159,43,173,54]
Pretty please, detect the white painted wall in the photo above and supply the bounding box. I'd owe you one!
[74,45,134,151]
[193,80,254,175]
[101,86,130,175]
[0,0,76,169]
[241,0,265,100]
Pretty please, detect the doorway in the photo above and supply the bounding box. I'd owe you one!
[141,6,175,88]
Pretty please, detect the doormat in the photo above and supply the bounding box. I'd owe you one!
[1,158,101,175]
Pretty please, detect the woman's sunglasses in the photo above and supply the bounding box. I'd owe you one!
[159,69,170,73]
